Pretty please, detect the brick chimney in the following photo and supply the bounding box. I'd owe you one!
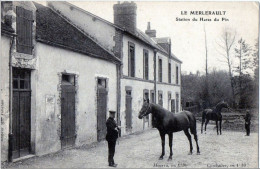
[113,1,137,34]
[145,22,156,38]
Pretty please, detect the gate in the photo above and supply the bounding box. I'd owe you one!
[12,68,31,159]
[97,86,108,141]
[61,81,76,148]
[125,90,132,130]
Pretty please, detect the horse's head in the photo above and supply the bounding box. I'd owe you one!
[138,100,151,119]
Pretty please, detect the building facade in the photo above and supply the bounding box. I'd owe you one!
[1,2,120,162]
[1,1,182,162]
[48,1,182,136]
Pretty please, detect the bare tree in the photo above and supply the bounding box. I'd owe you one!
[203,25,210,107]
[234,38,252,107]
[216,28,236,107]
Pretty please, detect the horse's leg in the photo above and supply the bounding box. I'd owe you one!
[159,131,165,160]
[201,121,204,134]
[168,133,173,161]
[193,132,200,155]
[205,119,209,134]
[220,119,222,135]
[184,129,193,155]
[216,120,219,135]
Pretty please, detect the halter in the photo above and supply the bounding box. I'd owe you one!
[142,103,151,117]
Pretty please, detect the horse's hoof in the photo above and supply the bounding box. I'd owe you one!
[197,152,200,155]
[188,152,192,155]
[168,157,172,161]
[159,157,163,160]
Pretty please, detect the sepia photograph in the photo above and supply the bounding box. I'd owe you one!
[1,1,259,168]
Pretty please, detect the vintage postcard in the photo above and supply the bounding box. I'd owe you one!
[1,1,259,168]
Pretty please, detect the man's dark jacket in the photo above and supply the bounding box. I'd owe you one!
[244,113,251,124]
[106,117,118,141]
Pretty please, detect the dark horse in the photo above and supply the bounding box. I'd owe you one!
[138,101,200,161]
[201,101,229,135]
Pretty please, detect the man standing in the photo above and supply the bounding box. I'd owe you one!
[106,111,119,167]
[244,110,251,136]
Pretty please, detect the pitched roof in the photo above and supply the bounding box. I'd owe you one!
[56,2,182,64]
[33,2,120,64]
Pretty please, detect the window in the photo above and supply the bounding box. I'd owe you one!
[97,78,106,88]
[128,42,135,77]
[158,91,163,107]
[16,6,33,55]
[62,74,75,86]
[168,63,171,83]
[176,93,179,112]
[143,50,149,80]
[13,68,30,90]
[176,66,179,84]
[158,58,162,82]
[143,90,149,121]
[168,92,172,110]
[150,90,155,103]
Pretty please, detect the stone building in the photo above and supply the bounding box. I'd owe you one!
[1,1,182,162]
[1,2,120,162]
[48,1,182,136]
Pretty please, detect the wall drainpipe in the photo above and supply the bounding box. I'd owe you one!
[153,49,157,104]
[8,35,15,162]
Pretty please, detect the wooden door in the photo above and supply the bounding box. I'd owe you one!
[125,90,132,130]
[12,68,31,158]
[171,99,176,113]
[150,92,155,128]
[97,86,107,141]
[143,91,149,129]
[61,85,76,148]
[158,93,163,107]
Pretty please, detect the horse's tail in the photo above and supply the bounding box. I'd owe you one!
[190,113,197,135]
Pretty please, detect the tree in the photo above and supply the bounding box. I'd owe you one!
[216,28,236,107]
[234,38,252,107]
[252,40,259,81]
[203,25,210,108]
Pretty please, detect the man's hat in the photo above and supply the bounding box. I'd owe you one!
[109,110,116,114]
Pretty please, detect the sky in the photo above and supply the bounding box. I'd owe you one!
[38,1,259,74]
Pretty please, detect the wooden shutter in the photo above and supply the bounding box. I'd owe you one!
[143,50,149,80]
[168,63,171,83]
[176,66,179,84]
[16,6,33,55]
[128,42,135,77]
[159,59,162,82]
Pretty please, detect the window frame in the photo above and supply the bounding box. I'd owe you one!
[128,42,135,77]
[168,62,171,83]
[158,58,162,82]
[143,49,149,80]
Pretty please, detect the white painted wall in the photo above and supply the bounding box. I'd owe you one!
[122,35,154,80]
[34,43,117,156]
[47,1,116,53]
[156,84,181,113]
[120,79,154,135]
[1,36,11,162]
[156,52,181,85]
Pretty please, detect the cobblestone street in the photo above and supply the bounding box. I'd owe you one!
[2,124,258,168]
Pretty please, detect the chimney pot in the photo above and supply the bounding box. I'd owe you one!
[145,22,156,38]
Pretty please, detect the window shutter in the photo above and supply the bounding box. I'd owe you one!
[143,50,149,80]
[168,63,171,83]
[159,59,162,82]
[16,6,33,55]
[176,66,179,84]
